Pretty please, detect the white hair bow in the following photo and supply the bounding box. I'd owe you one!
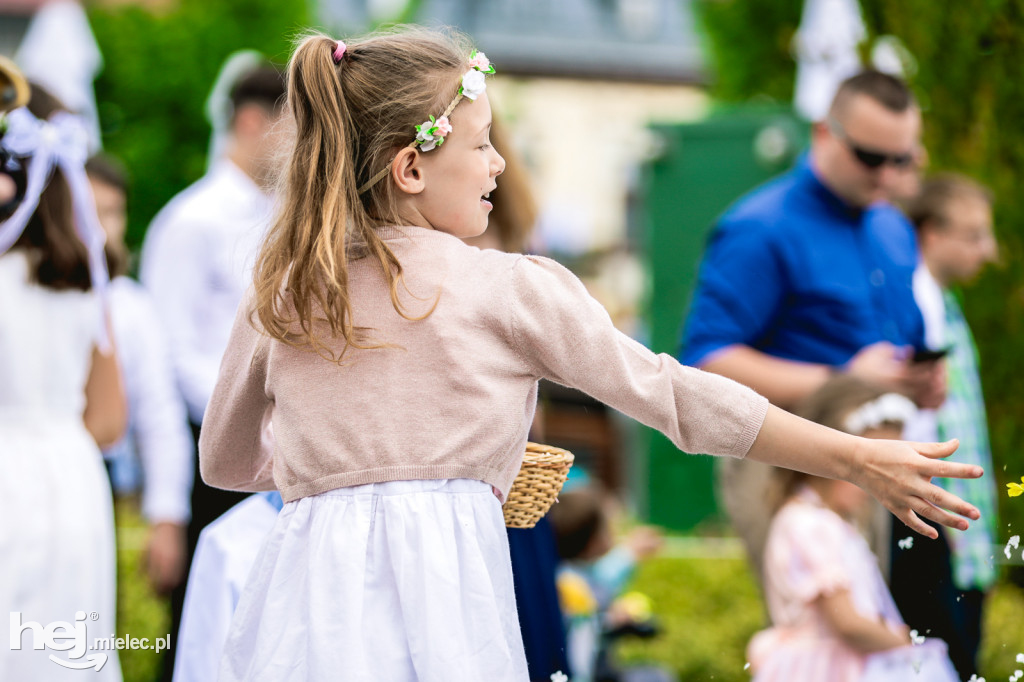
[1,107,110,350]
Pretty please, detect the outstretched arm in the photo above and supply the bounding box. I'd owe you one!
[748,405,982,538]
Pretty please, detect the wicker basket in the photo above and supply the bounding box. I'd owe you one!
[503,442,575,529]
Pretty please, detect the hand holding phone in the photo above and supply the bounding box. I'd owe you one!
[911,347,950,363]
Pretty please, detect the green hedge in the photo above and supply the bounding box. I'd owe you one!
[695,0,1024,574]
[88,0,310,251]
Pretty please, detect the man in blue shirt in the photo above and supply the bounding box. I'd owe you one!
[680,71,944,578]
[681,71,941,408]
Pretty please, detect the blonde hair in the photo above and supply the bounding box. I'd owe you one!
[252,27,474,361]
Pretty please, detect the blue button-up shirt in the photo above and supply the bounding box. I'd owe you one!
[680,155,924,368]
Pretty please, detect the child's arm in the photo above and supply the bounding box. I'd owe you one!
[83,316,127,448]
[505,256,982,538]
[199,293,274,492]
[747,406,981,539]
[84,344,128,448]
[816,589,910,653]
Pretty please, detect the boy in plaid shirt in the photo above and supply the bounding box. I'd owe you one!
[899,174,999,681]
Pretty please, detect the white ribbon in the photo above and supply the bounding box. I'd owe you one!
[1,107,111,351]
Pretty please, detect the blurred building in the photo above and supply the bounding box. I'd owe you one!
[323,0,711,254]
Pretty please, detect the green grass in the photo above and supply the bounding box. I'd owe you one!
[114,499,171,681]
[112,503,1024,682]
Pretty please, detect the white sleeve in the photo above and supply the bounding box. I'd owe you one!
[140,212,222,422]
[173,497,279,682]
[173,529,237,682]
[113,283,194,523]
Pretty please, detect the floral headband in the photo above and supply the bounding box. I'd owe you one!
[357,50,495,194]
[842,393,917,435]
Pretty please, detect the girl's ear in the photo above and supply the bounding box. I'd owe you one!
[391,147,425,195]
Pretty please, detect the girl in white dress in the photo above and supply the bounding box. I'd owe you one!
[200,27,984,681]
[0,86,125,680]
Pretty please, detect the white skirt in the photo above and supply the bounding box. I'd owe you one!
[218,479,529,682]
[0,413,121,681]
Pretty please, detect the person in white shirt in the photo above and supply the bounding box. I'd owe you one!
[138,61,286,680]
[172,492,282,682]
[87,156,194,596]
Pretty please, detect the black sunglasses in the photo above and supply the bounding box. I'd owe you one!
[827,118,915,170]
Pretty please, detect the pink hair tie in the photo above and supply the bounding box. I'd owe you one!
[332,41,346,64]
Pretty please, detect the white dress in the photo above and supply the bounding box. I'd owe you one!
[218,479,529,682]
[0,251,121,680]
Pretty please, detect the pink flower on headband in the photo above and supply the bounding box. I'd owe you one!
[434,116,452,136]
[332,41,347,64]
[467,51,490,71]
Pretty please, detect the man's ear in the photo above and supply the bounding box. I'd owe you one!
[391,147,425,195]
[811,119,831,144]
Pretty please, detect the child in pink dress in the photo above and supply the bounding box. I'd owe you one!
[748,376,959,682]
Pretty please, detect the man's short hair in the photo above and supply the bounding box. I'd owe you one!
[906,173,993,232]
[830,70,915,118]
[229,65,285,115]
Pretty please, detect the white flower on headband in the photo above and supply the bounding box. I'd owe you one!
[842,393,917,435]
[414,115,452,152]
[460,70,487,101]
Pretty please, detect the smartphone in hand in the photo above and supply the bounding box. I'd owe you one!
[911,347,950,363]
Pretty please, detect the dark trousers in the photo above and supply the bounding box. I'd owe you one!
[161,421,250,681]
[507,517,570,682]
[889,515,986,681]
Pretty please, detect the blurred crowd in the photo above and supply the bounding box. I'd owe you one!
[0,2,1007,682]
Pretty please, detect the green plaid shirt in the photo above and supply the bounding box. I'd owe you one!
[936,290,998,590]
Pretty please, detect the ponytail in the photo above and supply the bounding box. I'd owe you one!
[253,33,416,362]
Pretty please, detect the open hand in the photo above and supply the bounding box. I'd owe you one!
[848,438,982,538]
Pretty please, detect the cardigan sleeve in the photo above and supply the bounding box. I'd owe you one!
[507,255,768,459]
[198,291,275,492]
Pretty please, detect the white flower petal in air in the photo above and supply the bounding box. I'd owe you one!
[909,629,924,645]
[1017,653,1024,664]
[1006,535,1020,560]
[898,536,914,550]
[461,70,487,100]
[550,672,568,682]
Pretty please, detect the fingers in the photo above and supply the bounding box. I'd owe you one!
[911,439,959,460]
[922,483,981,520]
[911,496,971,531]
[924,458,984,482]
[895,508,938,539]
[894,489,976,538]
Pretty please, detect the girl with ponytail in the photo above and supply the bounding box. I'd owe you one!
[201,27,984,681]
